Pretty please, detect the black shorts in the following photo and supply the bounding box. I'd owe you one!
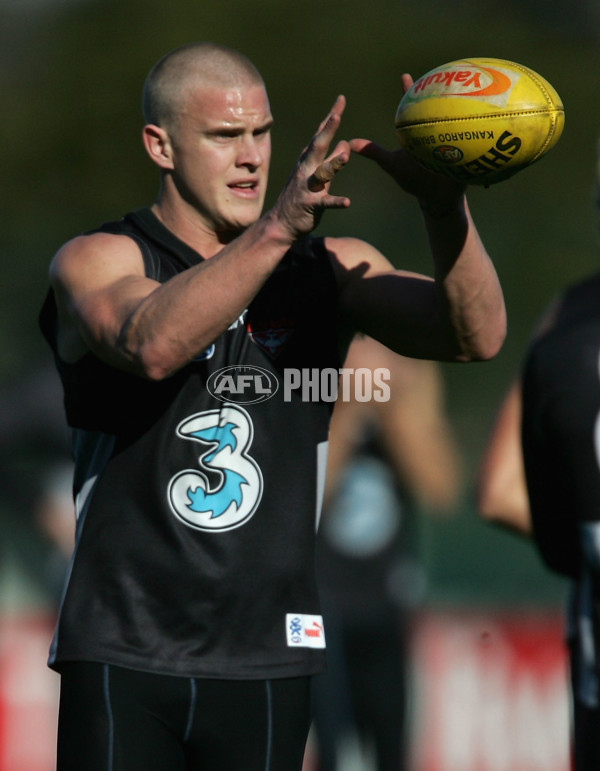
[57,662,312,771]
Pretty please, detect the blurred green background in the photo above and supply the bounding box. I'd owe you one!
[2,0,599,613]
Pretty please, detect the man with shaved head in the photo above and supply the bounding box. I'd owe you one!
[40,41,505,770]
[143,42,265,129]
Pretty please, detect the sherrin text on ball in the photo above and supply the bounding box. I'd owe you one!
[395,58,564,186]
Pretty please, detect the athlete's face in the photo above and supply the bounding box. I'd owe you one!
[169,82,273,238]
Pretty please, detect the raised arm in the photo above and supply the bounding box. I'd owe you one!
[330,76,506,363]
[329,154,506,362]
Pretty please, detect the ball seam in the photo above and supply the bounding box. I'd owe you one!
[396,108,563,130]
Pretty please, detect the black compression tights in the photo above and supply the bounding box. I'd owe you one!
[57,662,312,771]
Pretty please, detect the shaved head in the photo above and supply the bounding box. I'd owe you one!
[143,42,265,132]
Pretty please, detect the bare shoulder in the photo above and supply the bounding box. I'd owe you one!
[323,235,393,280]
[50,231,146,291]
[48,231,152,363]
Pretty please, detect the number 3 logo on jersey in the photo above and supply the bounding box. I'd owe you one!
[168,405,263,532]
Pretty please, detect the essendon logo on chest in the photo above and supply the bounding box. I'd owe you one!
[247,317,295,358]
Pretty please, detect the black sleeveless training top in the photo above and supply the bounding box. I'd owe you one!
[39,207,341,679]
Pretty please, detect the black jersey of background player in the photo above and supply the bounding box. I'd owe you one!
[39,207,341,679]
[521,272,600,706]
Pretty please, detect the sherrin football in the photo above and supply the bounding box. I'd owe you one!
[395,58,564,186]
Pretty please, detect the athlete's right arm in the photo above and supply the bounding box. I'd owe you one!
[50,231,160,372]
[49,221,298,380]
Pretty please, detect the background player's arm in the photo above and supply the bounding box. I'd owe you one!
[326,336,461,513]
[477,299,567,538]
[376,351,461,511]
[476,379,532,536]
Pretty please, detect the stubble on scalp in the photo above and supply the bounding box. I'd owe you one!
[142,42,265,135]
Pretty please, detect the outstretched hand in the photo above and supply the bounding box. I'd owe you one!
[350,73,466,212]
[349,138,465,209]
[271,96,351,240]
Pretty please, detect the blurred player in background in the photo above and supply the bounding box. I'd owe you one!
[476,151,600,765]
[34,460,76,605]
[311,336,461,770]
[0,362,73,609]
[39,41,505,771]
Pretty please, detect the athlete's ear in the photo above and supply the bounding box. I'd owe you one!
[142,124,174,170]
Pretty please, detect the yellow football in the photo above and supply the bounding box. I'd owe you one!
[395,58,565,186]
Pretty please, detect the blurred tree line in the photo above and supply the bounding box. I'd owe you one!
[1,0,599,606]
